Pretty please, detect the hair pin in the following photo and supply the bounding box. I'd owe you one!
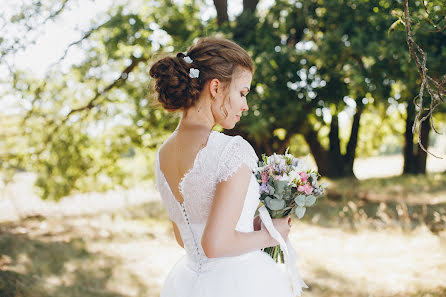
[189,68,199,78]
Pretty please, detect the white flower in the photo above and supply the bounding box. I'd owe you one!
[279,171,300,186]
[279,172,289,181]
[293,160,308,173]
[266,154,276,165]
[183,56,193,64]
[288,170,301,183]
[285,153,294,163]
[189,68,199,78]
[256,165,269,173]
[267,153,285,165]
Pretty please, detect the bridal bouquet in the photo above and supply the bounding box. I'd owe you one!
[255,150,326,263]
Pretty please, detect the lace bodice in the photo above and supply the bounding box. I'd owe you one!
[154,130,260,270]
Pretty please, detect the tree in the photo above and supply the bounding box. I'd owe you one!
[221,0,395,178]
[389,0,446,173]
[2,0,444,200]
[1,0,208,199]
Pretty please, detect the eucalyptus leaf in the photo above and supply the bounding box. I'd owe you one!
[284,187,292,199]
[268,184,275,195]
[274,180,287,194]
[273,193,282,199]
[294,195,306,207]
[295,206,306,219]
[266,198,286,210]
[305,195,316,207]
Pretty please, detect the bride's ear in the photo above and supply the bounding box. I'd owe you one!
[208,78,221,99]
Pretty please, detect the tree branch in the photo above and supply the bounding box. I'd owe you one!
[47,23,106,70]
[1,0,73,62]
[66,55,147,117]
[403,0,444,159]
[33,55,148,157]
[42,0,71,25]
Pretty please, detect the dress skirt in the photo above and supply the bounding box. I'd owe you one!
[160,250,295,297]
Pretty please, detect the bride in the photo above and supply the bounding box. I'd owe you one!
[149,37,307,297]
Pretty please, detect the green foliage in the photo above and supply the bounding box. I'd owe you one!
[1,0,445,199]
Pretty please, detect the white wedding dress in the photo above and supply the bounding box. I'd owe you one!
[154,130,306,297]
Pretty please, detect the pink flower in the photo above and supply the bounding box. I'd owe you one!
[261,172,269,184]
[299,172,308,183]
[297,183,313,195]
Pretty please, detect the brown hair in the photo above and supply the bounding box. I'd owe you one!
[149,37,254,111]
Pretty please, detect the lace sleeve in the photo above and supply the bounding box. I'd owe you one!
[216,136,259,183]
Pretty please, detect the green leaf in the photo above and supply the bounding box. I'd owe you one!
[274,179,287,194]
[305,195,316,207]
[266,198,286,211]
[294,194,306,207]
[268,184,275,195]
[388,18,402,36]
[283,188,292,200]
[273,192,282,199]
[295,206,306,219]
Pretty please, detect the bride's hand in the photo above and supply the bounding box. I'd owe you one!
[261,216,291,246]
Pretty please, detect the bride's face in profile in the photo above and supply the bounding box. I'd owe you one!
[212,68,252,129]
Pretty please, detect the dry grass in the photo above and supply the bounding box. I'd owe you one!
[0,202,174,297]
[1,168,446,297]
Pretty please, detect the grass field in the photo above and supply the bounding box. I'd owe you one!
[1,156,446,297]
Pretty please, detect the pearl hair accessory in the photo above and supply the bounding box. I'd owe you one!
[183,55,199,78]
[189,68,200,78]
[183,56,193,64]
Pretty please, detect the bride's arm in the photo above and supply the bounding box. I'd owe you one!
[172,221,184,248]
[201,163,290,258]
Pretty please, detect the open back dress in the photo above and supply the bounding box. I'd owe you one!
[154,130,302,297]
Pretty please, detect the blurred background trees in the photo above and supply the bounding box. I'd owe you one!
[1,0,445,200]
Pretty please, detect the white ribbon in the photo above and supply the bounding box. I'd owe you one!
[258,205,309,296]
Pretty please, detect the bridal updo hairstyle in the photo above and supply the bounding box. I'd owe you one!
[149,37,254,111]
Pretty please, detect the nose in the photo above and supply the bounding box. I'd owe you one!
[241,98,249,112]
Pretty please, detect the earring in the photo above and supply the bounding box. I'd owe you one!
[211,96,216,100]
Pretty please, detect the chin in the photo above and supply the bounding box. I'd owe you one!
[221,121,237,130]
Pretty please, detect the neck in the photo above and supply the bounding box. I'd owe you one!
[178,98,215,132]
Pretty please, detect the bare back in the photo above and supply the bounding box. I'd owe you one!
[158,126,213,205]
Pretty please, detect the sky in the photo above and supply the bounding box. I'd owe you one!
[3,0,275,77]
[4,0,128,77]
[1,0,445,158]
[0,0,413,134]
[0,0,273,115]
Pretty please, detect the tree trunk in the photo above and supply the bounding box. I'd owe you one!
[415,116,430,173]
[213,0,228,26]
[343,102,364,176]
[403,102,430,174]
[403,101,417,173]
[303,128,331,176]
[304,106,363,178]
[243,0,259,13]
[328,114,341,158]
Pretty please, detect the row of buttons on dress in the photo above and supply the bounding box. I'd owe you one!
[180,203,203,273]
